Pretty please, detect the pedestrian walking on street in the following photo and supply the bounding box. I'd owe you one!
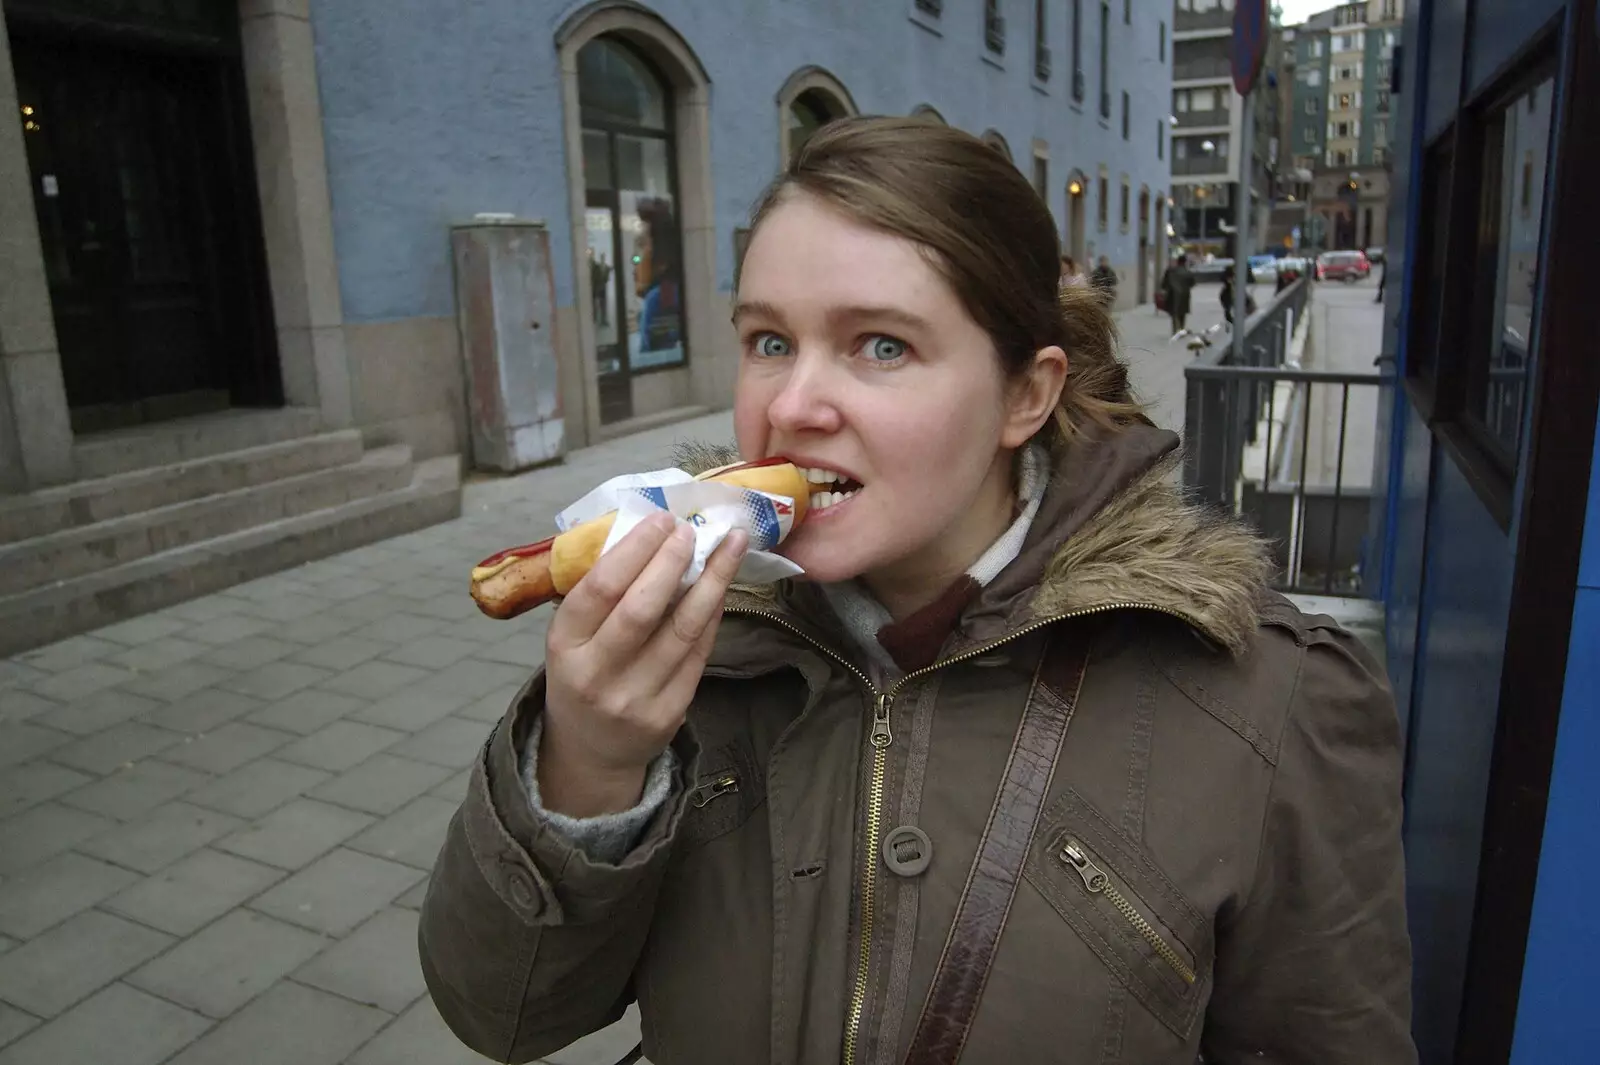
[1059,253,1084,288]
[1160,253,1195,335]
[1220,266,1258,330]
[420,116,1416,1065]
[1090,254,1118,306]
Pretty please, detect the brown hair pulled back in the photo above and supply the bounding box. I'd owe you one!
[743,115,1150,446]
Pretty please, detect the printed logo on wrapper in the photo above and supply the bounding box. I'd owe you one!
[553,467,806,594]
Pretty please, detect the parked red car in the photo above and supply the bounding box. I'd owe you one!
[1316,250,1372,282]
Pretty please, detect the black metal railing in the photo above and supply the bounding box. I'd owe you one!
[1182,279,1385,595]
[1171,155,1233,177]
[1174,56,1232,81]
[1174,6,1235,33]
[1173,107,1230,129]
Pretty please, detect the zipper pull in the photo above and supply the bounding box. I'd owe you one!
[689,772,739,809]
[871,692,894,748]
[1061,839,1110,892]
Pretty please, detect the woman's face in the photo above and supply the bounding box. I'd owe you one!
[733,194,1058,596]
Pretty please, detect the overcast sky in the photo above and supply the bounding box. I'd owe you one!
[1275,0,1345,25]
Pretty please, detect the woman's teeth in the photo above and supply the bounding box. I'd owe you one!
[810,488,858,511]
[800,467,858,510]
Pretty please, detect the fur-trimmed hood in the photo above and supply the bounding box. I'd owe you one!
[677,426,1274,658]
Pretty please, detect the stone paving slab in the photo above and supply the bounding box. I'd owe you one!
[0,316,1195,1063]
[126,909,328,1020]
[0,983,211,1065]
[0,908,173,1018]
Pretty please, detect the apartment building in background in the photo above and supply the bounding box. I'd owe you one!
[1169,0,1279,258]
[1287,0,1401,250]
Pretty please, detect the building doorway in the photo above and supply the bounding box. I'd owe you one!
[578,37,687,427]
[7,2,279,433]
[1137,186,1151,303]
[1065,171,1088,267]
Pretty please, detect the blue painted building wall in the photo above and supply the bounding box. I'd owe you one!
[1510,425,1600,1062]
[306,0,1171,326]
[1380,0,1599,1059]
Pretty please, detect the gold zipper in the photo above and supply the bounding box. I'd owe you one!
[727,597,1200,1063]
[1060,838,1196,985]
[688,772,739,809]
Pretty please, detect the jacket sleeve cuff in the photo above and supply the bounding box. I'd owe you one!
[465,670,695,927]
[519,714,679,865]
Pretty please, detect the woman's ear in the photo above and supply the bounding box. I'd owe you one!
[1001,346,1069,448]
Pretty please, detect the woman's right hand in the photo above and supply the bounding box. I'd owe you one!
[537,512,750,818]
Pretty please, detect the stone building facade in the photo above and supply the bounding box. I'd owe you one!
[0,0,1174,494]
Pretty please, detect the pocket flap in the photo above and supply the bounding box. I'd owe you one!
[1023,788,1212,1038]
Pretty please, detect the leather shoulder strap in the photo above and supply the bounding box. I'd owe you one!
[902,628,1092,1065]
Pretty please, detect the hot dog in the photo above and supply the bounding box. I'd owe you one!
[469,458,811,620]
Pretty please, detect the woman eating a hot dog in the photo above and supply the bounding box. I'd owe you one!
[420,117,1416,1065]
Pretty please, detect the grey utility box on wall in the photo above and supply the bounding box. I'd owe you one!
[451,217,566,471]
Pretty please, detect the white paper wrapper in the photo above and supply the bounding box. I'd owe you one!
[554,466,806,593]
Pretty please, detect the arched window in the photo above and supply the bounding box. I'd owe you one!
[981,129,1014,161]
[1064,170,1089,265]
[777,67,857,163]
[578,37,686,416]
[788,90,835,157]
[558,3,715,442]
[910,104,947,125]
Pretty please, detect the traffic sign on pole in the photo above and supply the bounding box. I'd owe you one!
[1232,0,1270,96]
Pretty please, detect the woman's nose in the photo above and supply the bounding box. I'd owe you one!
[766,356,843,435]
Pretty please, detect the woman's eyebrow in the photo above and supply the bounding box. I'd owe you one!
[730,300,931,334]
[731,299,783,325]
[829,305,931,333]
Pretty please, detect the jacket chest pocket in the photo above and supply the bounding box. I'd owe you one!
[678,736,765,848]
[1022,790,1213,1040]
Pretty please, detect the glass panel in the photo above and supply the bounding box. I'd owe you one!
[1472,75,1556,459]
[577,38,668,130]
[585,207,620,357]
[616,135,685,371]
[788,90,833,162]
[582,130,612,190]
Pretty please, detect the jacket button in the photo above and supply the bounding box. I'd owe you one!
[882,825,933,877]
[504,861,543,916]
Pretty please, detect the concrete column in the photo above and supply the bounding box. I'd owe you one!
[238,0,352,429]
[0,9,75,492]
[558,49,602,449]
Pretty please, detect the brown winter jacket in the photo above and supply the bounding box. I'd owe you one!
[419,425,1416,1065]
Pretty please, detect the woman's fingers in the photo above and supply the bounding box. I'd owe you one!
[630,530,749,691]
[658,605,726,711]
[588,520,699,657]
[548,512,676,648]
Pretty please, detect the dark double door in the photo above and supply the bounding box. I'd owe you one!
[10,16,279,428]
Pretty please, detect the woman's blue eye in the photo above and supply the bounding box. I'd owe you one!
[753,334,792,357]
[864,335,907,362]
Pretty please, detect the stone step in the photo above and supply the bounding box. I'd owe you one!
[0,446,415,598]
[0,456,462,657]
[71,406,325,480]
[0,430,365,546]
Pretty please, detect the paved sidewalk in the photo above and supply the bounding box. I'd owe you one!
[0,302,1195,1065]
[0,412,732,1065]
[1114,282,1232,435]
